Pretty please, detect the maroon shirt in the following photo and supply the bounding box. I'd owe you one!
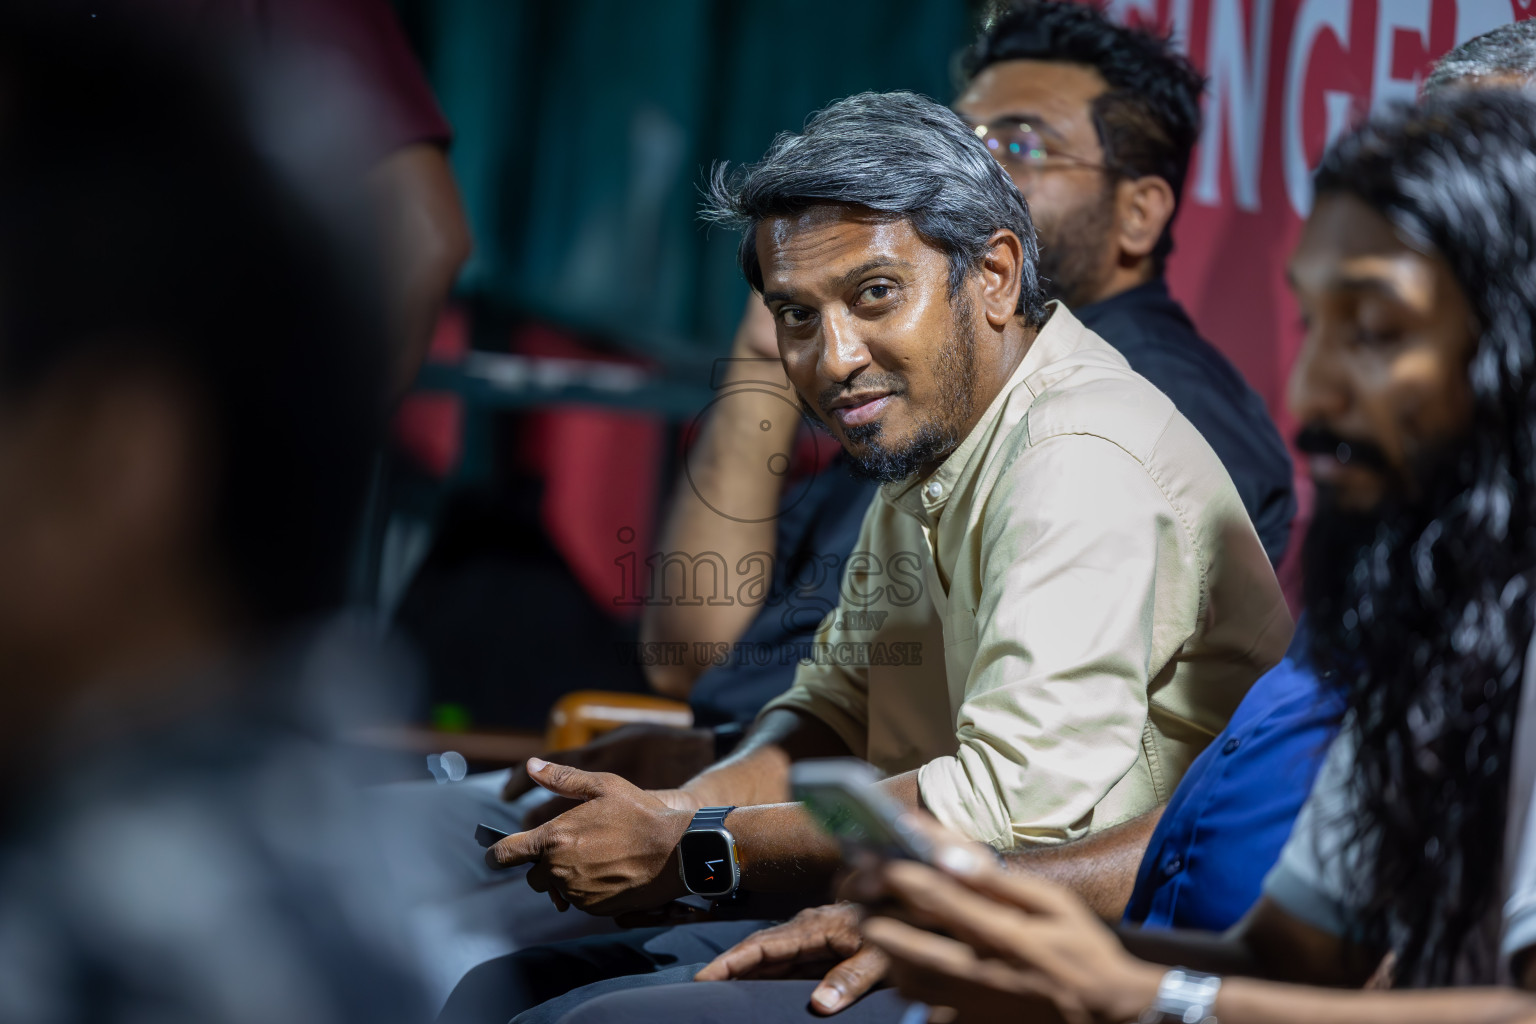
[161,0,450,160]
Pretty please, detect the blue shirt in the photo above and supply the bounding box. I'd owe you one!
[1123,625,1343,930]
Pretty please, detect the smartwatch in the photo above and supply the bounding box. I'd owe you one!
[677,806,739,898]
[1138,967,1221,1024]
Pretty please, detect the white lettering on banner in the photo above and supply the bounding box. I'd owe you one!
[1169,0,1194,52]
[1193,0,1275,210]
[1456,0,1519,45]
[1283,0,1354,217]
[1104,0,1158,23]
[1372,0,1432,111]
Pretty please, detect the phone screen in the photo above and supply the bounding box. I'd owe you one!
[790,759,935,864]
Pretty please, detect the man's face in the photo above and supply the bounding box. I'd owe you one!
[0,367,206,695]
[757,207,985,481]
[955,59,1118,308]
[1286,192,1477,514]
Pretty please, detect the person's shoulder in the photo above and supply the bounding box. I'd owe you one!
[1018,340,1179,468]
[1083,286,1266,407]
[1226,649,1346,742]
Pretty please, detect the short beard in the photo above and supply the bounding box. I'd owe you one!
[1036,182,1117,310]
[811,293,979,484]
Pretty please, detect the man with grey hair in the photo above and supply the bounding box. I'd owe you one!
[440,90,1288,1023]
[1426,19,1536,94]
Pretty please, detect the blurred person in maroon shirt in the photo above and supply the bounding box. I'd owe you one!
[160,0,470,394]
[0,7,433,1021]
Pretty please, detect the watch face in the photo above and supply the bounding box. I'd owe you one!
[679,829,735,896]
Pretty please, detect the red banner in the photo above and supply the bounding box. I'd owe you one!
[1105,0,1533,437]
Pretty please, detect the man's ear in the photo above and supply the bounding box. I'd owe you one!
[978,228,1025,329]
[1115,175,1176,264]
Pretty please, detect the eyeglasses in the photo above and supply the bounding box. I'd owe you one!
[969,119,1116,178]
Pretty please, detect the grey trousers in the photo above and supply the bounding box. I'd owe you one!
[368,771,620,1010]
[439,920,913,1024]
[551,980,917,1024]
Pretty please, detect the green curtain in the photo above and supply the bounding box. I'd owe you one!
[398,0,977,361]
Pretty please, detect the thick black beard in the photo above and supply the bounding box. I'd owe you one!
[1035,181,1117,309]
[1303,435,1535,985]
[842,419,960,482]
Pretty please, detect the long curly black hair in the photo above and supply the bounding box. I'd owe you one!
[1304,89,1536,985]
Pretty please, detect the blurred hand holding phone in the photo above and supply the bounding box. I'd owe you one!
[790,758,938,866]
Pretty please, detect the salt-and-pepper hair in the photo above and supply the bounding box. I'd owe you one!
[701,90,1050,327]
[1425,19,1536,94]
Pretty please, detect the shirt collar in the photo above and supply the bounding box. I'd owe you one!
[1074,276,1171,317]
[881,301,1089,520]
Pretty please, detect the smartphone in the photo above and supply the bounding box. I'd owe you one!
[790,758,936,864]
[474,823,511,848]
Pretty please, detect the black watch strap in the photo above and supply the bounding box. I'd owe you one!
[689,806,735,830]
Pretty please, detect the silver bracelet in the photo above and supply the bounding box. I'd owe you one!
[1137,967,1222,1024]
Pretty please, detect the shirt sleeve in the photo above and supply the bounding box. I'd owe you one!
[1503,800,1536,969]
[1261,731,1361,938]
[757,501,878,759]
[1500,630,1536,967]
[915,432,1200,848]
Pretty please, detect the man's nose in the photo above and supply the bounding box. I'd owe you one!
[1287,335,1349,426]
[817,311,871,384]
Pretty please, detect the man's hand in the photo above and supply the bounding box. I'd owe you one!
[856,814,1161,1024]
[500,724,716,830]
[694,903,888,1015]
[486,758,697,916]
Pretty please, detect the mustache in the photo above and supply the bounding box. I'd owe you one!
[813,373,907,416]
[1294,424,1392,473]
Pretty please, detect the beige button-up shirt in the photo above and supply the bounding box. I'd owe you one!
[763,304,1292,849]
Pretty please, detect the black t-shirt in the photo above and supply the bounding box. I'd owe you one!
[687,455,877,727]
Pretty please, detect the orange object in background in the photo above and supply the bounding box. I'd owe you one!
[545,690,693,751]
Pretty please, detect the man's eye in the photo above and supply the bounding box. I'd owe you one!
[780,307,810,327]
[858,284,893,303]
[1355,324,1405,348]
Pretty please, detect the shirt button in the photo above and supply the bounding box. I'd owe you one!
[1161,852,1183,877]
[1221,738,1242,755]
[925,480,943,499]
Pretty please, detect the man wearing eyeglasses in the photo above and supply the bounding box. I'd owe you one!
[957,1,1294,567]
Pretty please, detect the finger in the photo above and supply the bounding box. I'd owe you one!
[955,865,1083,919]
[843,865,886,905]
[694,933,772,981]
[810,946,888,1015]
[880,862,1041,961]
[896,844,1077,922]
[500,766,534,801]
[861,918,986,1006]
[897,811,990,866]
[524,758,610,801]
[864,917,1057,1011]
[485,825,547,870]
[520,795,580,831]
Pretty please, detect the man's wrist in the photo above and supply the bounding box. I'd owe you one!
[681,768,739,809]
[1105,960,1169,1024]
